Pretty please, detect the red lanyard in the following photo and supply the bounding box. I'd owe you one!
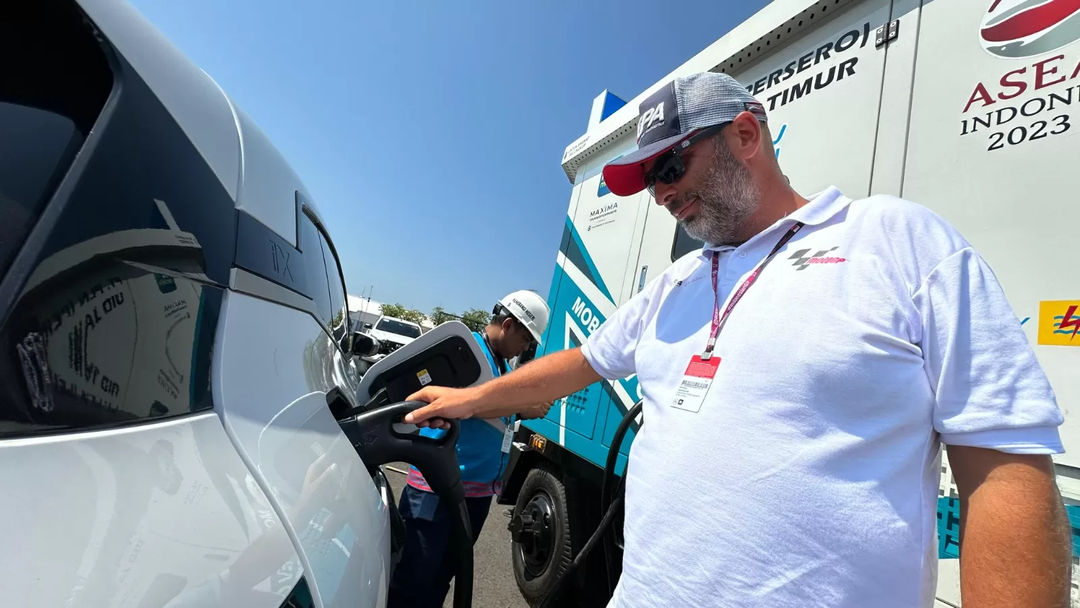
[703,222,804,359]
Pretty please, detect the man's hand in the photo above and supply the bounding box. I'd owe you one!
[518,400,554,420]
[404,385,483,429]
[404,348,603,428]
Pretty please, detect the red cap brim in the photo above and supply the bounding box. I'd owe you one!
[600,131,691,197]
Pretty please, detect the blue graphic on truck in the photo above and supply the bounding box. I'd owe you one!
[521,216,637,473]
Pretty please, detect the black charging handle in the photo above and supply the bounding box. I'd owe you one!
[339,401,465,505]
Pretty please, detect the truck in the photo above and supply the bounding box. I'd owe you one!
[368,315,424,355]
[498,0,1080,606]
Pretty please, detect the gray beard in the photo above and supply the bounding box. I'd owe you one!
[677,139,759,246]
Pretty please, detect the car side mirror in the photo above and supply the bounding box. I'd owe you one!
[351,331,379,357]
[363,322,373,330]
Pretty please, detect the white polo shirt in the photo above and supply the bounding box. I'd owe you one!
[582,186,1063,608]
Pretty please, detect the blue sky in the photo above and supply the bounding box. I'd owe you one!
[129,0,770,315]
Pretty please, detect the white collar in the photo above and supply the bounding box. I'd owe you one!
[702,186,850,253]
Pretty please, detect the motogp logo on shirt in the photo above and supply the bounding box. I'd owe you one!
[979,0,1080,59]
[788,246,847,271]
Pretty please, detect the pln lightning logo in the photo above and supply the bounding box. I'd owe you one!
[1056,304,1080,339]
[1038,300,1080,346]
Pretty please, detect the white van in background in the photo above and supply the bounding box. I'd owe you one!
[368,315,423,355]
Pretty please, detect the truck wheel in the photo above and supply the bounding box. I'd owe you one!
[509,466,573,606]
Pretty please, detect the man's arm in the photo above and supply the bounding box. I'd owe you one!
[405,347,601,426]
[947,444,1071,607]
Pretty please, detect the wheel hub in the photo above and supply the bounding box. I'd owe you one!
[510,491,556,578]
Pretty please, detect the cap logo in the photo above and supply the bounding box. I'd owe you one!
[637,101,665,141]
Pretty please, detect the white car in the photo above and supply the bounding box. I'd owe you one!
[367,316,423,355]
[0,2,478,607]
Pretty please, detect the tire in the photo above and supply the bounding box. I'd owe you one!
[510,465,573,606]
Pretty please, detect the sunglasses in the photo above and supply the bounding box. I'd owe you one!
[644,123,727,197]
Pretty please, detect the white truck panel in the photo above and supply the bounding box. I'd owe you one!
[869,0,923,195]
[573,133,650,307]
[732,0,891,198]
[902,0,1080,470]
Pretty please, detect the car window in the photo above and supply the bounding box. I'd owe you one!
[375,318,421,338]
[0,2,111,276]
[0,1,236,438]
[296,211,333,325]
[0,103,81,275]
[319,231,348,346]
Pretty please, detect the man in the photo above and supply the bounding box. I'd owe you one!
[388,290,551,608]
[403,73,1071,607]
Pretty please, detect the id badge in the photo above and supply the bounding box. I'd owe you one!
[501,423,514,453]
[670,355,720,413]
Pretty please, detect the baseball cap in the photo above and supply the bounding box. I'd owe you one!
[602,72,767,197]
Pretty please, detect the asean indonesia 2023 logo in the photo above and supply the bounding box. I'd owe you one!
[980,0,1080,59]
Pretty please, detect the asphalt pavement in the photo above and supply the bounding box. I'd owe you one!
[383,463,531,608]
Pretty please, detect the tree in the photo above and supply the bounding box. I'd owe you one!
[379,303,426,326]
[430,306,455,326]
[380,303,409,319]
[399,309,426,325]
[459,308,490,332]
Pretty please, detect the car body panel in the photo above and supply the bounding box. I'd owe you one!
[0,413,302,607]
[215,291,390,608]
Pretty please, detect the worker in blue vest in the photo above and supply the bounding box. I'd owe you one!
[388,290,551,608]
